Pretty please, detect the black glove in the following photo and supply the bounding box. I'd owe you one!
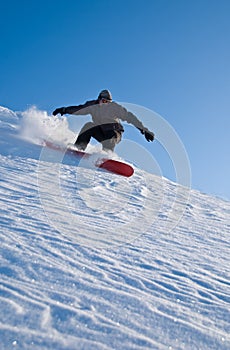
[144,130,154,142]
[139,128,155,142]
[52,107,66,116]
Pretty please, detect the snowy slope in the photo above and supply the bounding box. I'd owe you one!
[0,106,229,350]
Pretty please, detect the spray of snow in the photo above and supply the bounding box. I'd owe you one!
[19,106,75,146]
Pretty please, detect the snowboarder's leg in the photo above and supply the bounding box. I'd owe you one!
[74,122,99,150]
[75,123,122,152]
[101,131,122,152]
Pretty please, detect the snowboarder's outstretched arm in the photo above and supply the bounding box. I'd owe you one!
[53,100,97,116]
[118,104,155,142]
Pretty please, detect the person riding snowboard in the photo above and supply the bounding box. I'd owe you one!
[53,89,154,152]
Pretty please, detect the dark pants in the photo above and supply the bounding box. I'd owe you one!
[74,122,123,151]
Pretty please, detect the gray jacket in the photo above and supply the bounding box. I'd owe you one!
[63,100,147,131]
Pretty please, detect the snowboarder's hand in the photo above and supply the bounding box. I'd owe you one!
[53,107,66,116]
[139,128,154,142]
[144,130,154,142]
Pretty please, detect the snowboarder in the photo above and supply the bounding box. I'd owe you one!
[53,89,154,152]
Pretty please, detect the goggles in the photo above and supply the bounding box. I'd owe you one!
[100,98,111,104]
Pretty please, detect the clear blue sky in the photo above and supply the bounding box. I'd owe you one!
[1,0,229,199]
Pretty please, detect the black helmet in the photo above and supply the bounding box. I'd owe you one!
[98,89,112,101]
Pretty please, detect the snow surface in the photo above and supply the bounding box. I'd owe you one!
[0,106,229,349]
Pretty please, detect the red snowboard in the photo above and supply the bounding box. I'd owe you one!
[43,141,134,177]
